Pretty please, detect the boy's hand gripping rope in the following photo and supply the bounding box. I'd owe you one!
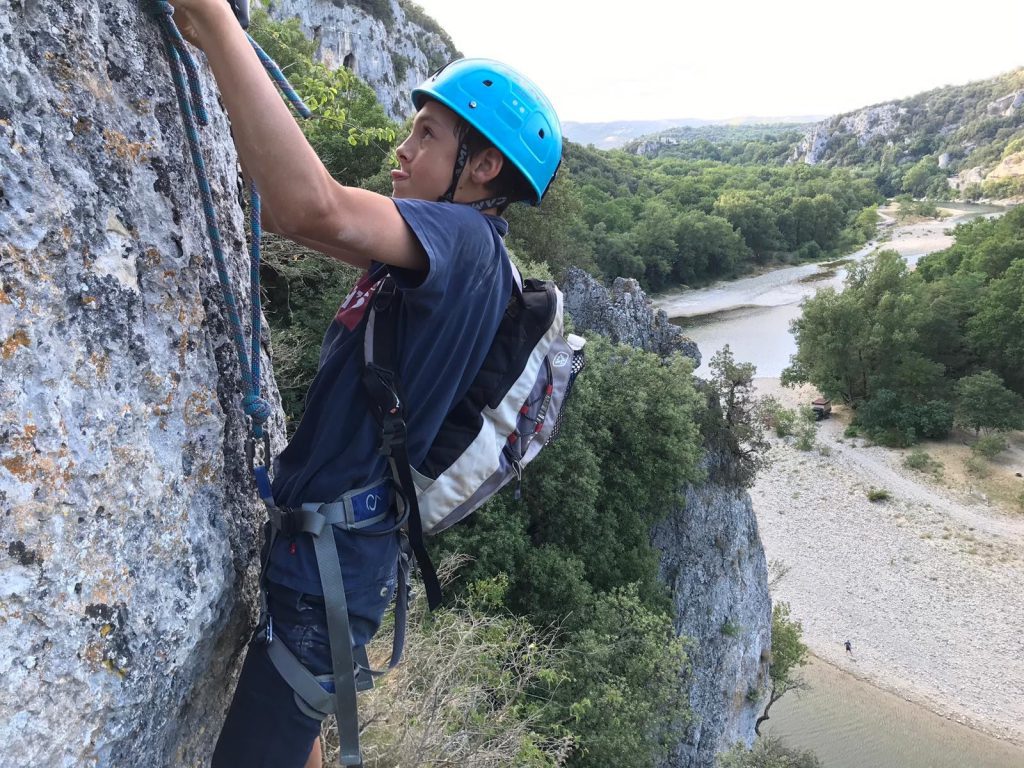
[143,1,311,484]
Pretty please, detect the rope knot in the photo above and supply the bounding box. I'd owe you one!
[142,0,174,18]
[243,394,273,425]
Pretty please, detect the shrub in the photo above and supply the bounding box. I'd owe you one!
[972,433,1010,459]
[965,456,990,477]
[867,488,891,502]
[904,448,942,475]
[334,569,573,767]
[721,619,742,637]
[795,421,816,451]
[844,425,860,438]
[719,737,822,768]
[760,397,797,437]
[857,391,954,446]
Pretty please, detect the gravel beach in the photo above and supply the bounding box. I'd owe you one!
[750,378,1024,746]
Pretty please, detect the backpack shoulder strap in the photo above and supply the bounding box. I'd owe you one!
[361,275,443,610]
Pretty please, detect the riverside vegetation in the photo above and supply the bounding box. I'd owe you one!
[783,207,1024,458]
[247,10,1021,765]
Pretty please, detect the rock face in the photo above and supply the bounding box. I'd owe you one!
[654,455,771,768]
[792,103,904,165]
[562,267,701,366]
[562,269,770,766]
[263,0,458,122]
[0,4,280,766]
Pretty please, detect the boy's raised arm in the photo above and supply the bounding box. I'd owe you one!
[167,0,426,272]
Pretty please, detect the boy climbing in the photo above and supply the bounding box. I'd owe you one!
[164,1,562,767]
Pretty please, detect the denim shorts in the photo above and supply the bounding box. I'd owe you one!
[212,552,398,767]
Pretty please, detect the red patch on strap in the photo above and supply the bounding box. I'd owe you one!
[334,272,380,331]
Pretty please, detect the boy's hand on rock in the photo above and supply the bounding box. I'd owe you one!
[166,0,235,50]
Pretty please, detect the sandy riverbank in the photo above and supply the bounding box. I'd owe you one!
[750,378,1024,746]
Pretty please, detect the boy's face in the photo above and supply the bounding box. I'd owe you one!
[392,100,460,202]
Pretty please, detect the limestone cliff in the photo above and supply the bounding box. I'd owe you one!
[262,0,459,122]
[0,3,280,765]
[562,267,701,366]
[790,68,1024,189]
[564,274,771,767]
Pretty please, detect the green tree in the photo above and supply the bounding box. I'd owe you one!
[506,172,596,280]
[713,190,782,260]
[967,259,1024,392]
[954,371,1024,434]
[559,585,690,768]
[632,200,680,290]
[707,345,771,486]
[248,9,397,185]
[901,157,941,197]
[754,602,809,737]
[853,204,879,240]
[436,339,705,766]
[674,211,751,284]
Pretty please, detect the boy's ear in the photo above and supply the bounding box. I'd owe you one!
[469,147,504,186]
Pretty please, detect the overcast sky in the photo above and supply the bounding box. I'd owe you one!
[411,0,1024,124]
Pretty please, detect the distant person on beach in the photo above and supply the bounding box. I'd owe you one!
[845,639,853,655]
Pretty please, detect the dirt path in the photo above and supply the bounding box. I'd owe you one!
[751,378,1024,745]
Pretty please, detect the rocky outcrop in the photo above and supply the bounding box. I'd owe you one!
[792,103,904,165]
[654,454,771,767]
[562,267,701,366]
[986,89,1024,117]
[1,3,280,765]
[262,0,458,122]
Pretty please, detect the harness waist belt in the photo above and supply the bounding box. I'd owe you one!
[270,480,393,536]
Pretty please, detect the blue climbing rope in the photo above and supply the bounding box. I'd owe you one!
[143,1,310,454]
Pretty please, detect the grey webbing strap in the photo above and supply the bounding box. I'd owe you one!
[295,502,390,534]
[311,530,363,767]
[265,638,335,717]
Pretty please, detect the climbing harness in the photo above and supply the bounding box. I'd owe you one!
[145,5,384,766]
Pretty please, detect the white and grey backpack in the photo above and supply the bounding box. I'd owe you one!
[362,262,585,607]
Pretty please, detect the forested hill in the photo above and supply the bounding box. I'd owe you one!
[563,116,821,151]
[626,68,1024,200]
[794,68,1024,197]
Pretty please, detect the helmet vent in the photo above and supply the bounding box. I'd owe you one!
[538,129,545,139]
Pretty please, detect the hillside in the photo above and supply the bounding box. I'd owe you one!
[564,115,822,151]
[794,68,1024,197]
[624,69,1024,200]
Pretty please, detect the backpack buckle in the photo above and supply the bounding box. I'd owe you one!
[378,413,407,456]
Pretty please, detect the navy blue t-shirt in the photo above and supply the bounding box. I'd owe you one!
[266,199,513,594]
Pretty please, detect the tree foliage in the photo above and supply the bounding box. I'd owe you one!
[719,737,822,768]
[437,339,706,766]
[955,371,1024,434]
[705,345,772,486]
[753,602,809,738]
[785,206,1024,445]
[248,9,397,186]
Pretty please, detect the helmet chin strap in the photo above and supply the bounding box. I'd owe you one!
[440,142,509,213]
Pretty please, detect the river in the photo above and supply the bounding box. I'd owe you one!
[653,202,1024,767]
[654,203,1006,377]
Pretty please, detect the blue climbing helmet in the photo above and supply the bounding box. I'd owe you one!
[412,58,562,206]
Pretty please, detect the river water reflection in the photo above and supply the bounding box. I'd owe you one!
[765,658,1024,768]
